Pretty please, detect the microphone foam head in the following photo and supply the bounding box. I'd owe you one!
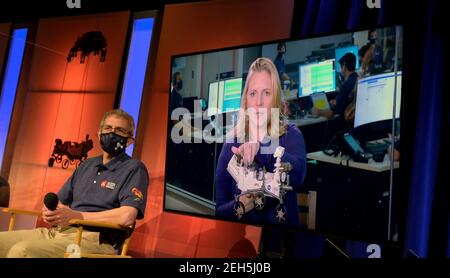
[44,192,59,211]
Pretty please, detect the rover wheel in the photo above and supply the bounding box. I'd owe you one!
[48,157,55,167]
[275,204,287,223]
[254,192,266,211]
[62,158,70,169]
[56,155,62,163]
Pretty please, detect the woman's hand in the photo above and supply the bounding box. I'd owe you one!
[42,205,83,227]
[311,107,321,116]
[232,142,260,166]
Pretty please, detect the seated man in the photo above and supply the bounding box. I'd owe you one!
[311,52,358,122]
[0,109,150,258]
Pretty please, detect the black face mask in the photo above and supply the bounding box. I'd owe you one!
[177,80,183,90]
[100,133,128,156]
[369,38,376,44]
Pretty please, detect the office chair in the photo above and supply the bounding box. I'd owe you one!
[1,207,135,258]
[297,191,317,230]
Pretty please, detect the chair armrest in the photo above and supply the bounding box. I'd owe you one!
[1,207,41,216]
[68,219,132,232]
[1,207,41,231]
[67,219,135,255]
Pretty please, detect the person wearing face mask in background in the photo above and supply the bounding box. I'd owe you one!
[169,72,184,126]
[368,29,384,73]
[0,109,149,258]
[273,42,294,90]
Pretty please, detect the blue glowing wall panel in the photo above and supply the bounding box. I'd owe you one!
[120,18,154,156]
[0,28,27,169]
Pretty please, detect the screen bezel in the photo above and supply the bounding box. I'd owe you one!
[164,24,408,246]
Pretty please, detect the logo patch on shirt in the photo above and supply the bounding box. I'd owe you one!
[132,187,144,201]
[101,180,116,190]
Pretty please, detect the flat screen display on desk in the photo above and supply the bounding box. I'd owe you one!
[298,59,336,97]
[222,77,242,113]
[354,71,402,128]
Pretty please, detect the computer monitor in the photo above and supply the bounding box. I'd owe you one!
[207,80,224,117]
[311,92,330,110]
[354,71,402,128]
[335,45,360,73]
[298,59,336,97]
[222,77,243,113]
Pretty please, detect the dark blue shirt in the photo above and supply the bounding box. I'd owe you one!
[169,89,183,115]
[274,53,286,77]
[215,124,306,227]
[332,72,358,117]
[58,152,149,219]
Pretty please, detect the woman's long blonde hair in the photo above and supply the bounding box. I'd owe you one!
[232,57,286,142]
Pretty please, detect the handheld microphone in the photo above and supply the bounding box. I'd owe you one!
[44,193,59,233]
[44,192,59,211]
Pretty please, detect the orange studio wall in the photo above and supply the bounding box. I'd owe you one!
[8,12,130,210]
[136,0,293,257]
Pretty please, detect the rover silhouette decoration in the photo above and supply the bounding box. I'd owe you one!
[48,134,93,169]
[67,31,107,63]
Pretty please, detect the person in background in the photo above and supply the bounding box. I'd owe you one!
[358,43,375,77]
[169,72,184,126]
[368,29,384,73]
[388,133,400,161]
[311,52,358,122]
[274,42,295,90]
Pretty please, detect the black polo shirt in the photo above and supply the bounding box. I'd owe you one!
[332,71,358,117]
[58,152,149,219]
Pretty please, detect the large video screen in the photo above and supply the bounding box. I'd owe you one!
[165,26,403,243]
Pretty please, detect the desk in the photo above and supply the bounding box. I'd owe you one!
[302,151,399,241]
[307,151,399,173]
[166,133,222,203]
[288,116,328,127]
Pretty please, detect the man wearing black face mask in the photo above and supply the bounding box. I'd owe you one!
[0,109,150,257]
[274,42,295,92]
[368,29,384,73]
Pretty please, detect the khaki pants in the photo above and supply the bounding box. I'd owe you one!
[0,227,116,258]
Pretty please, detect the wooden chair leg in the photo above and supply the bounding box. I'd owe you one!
[8,213,16,231]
